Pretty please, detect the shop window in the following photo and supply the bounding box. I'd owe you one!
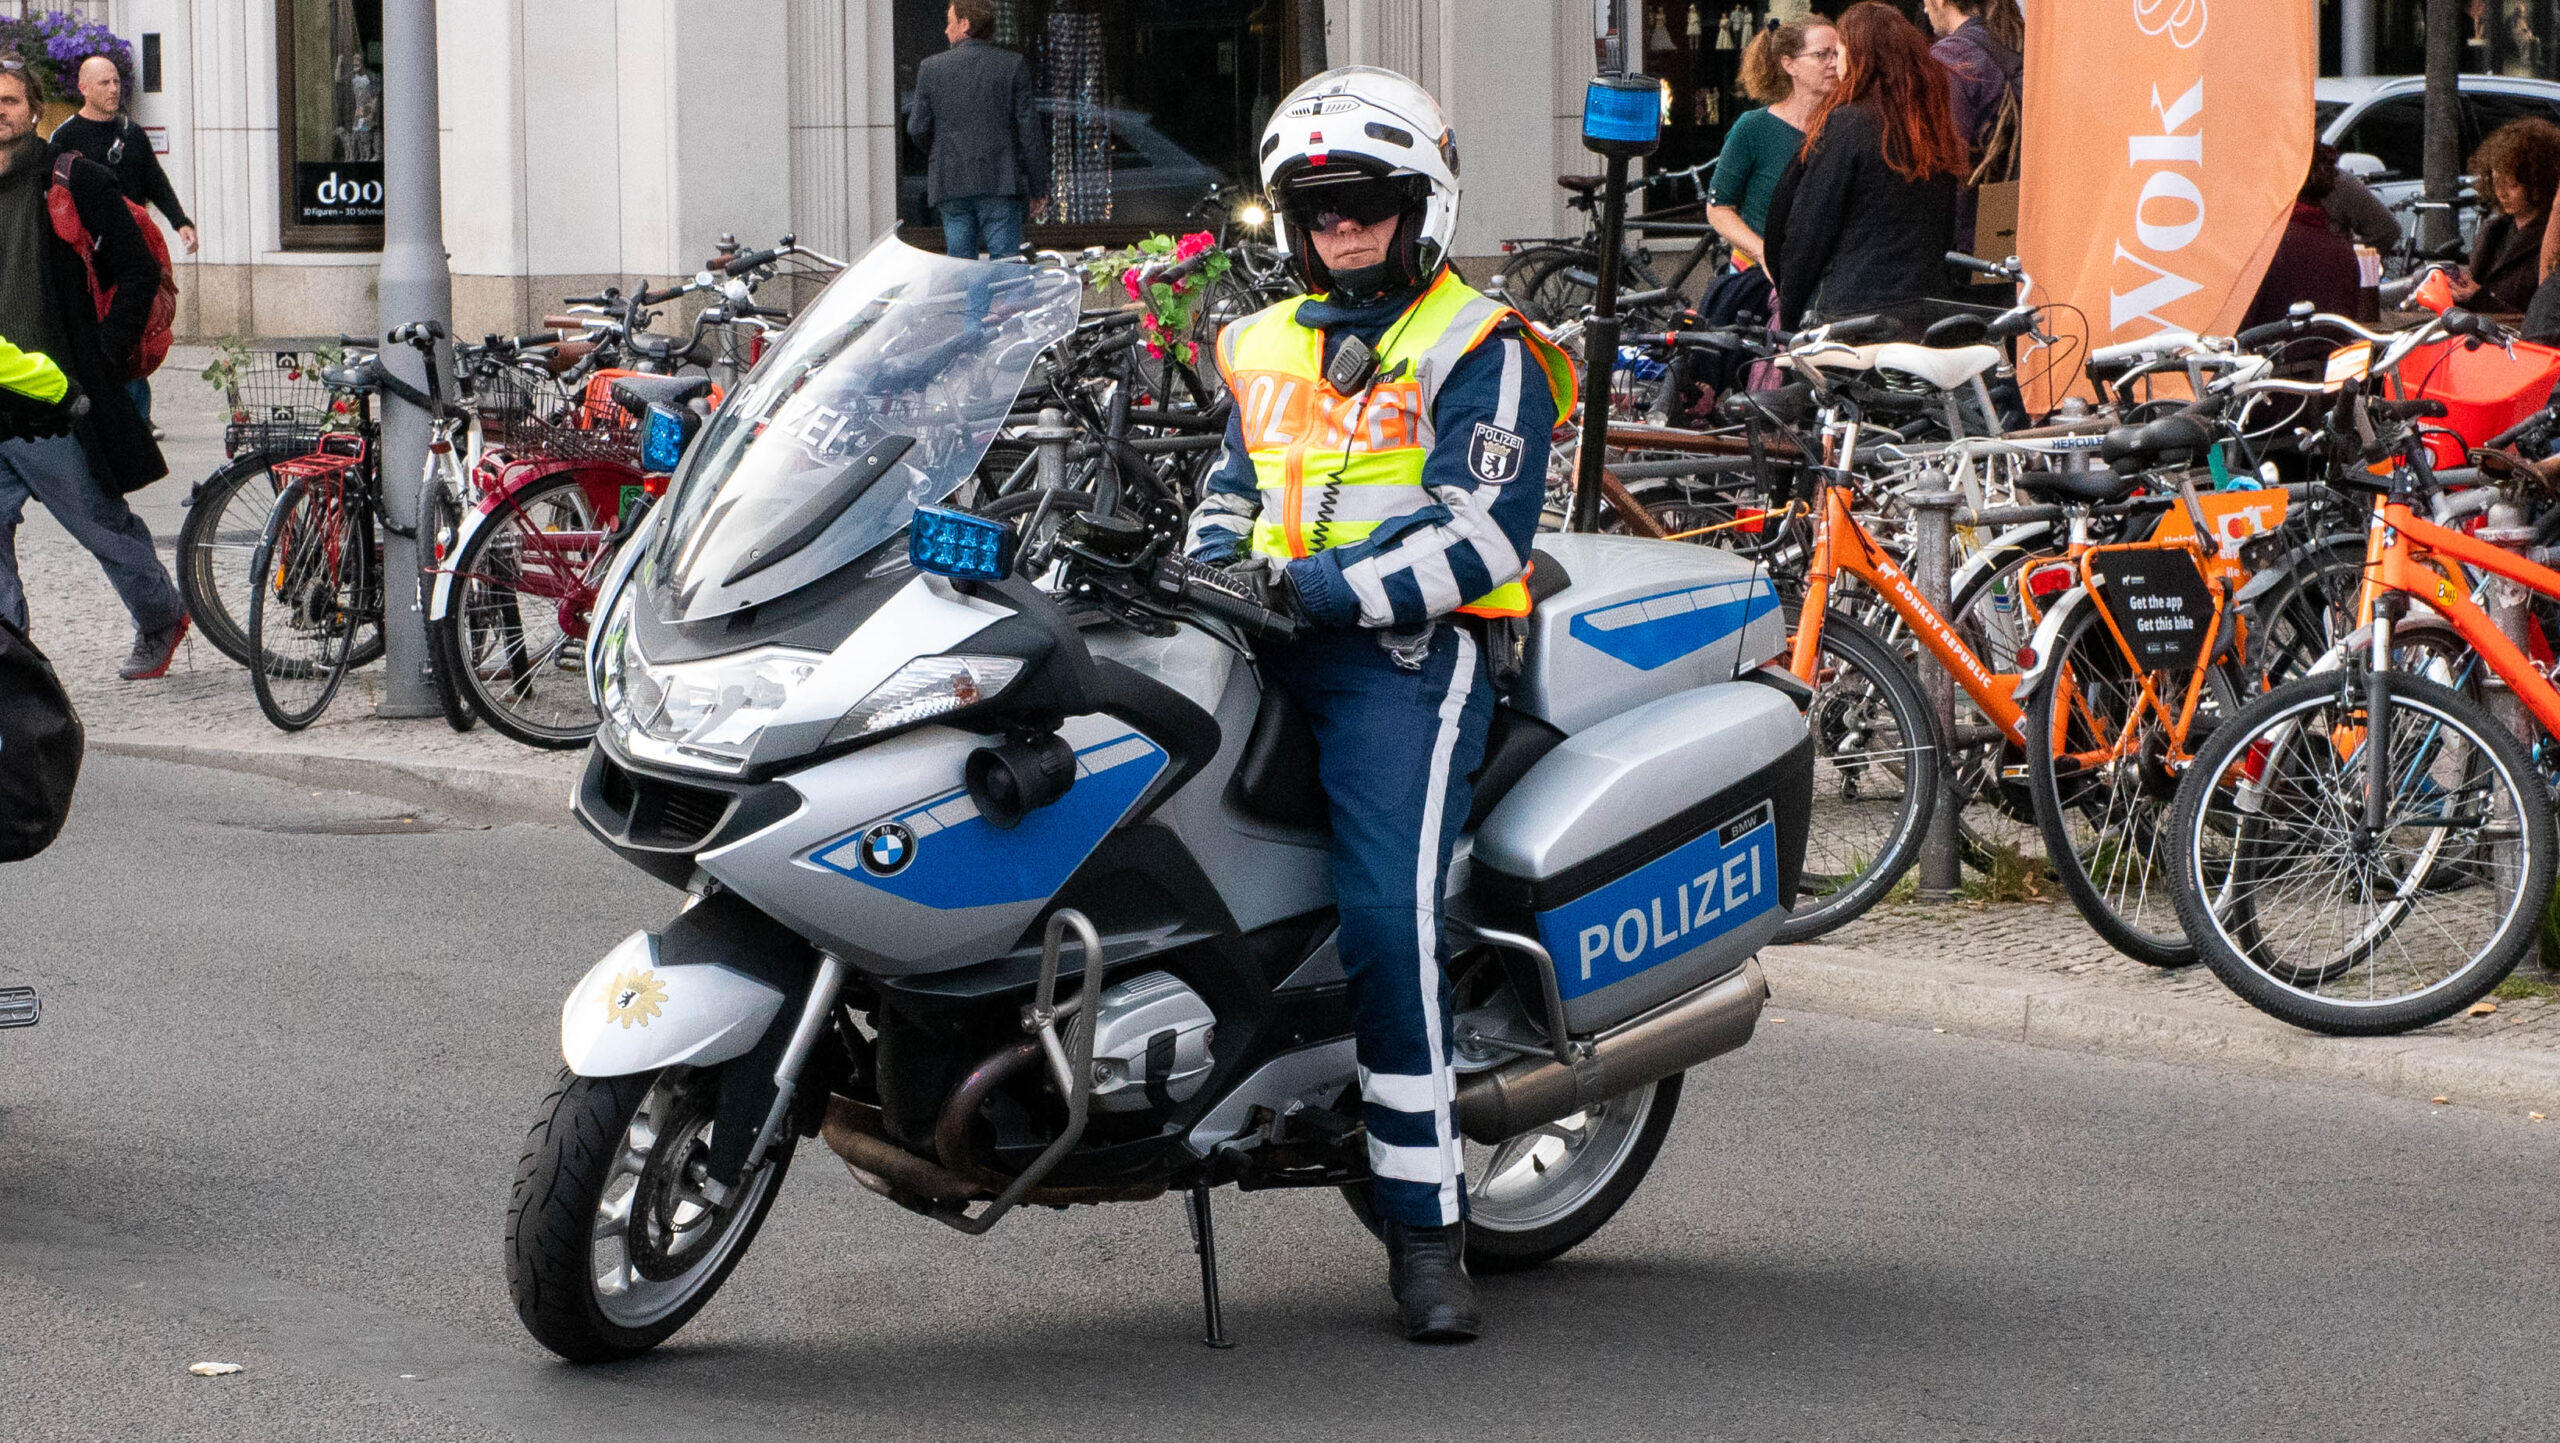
[893,0,1291,243]
[275,0,383,252]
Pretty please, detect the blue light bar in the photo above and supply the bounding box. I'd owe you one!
[909,505,1017,582]
[641,405,692,473]
[1583,74,1662,156]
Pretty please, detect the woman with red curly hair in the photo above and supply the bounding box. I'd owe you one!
[1772,1,1969,330]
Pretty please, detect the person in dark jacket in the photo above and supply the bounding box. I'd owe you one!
[906,0,1046,259]
[52,53,194,437]
[2453,117,2560,314]
[1774,2,1967,331]
[2324,166,2403,251]
[1920,0,2022,255]
[0,64,179,679]
[2241,145,2363,333]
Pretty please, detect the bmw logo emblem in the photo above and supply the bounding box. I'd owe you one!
[859,822,916,876]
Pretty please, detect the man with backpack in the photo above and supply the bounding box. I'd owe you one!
[0,61,181,680]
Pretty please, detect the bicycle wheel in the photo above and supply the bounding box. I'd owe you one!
[2167,669,2554,1035]
[246,478,366,731]
[2025,599,2241,966]
[436,475,608,748]
[175,452,293,666]
[1495,246,1588,328]
[424,477,477,732]
[1775,610,1941,943]
[2242,531,2367,688]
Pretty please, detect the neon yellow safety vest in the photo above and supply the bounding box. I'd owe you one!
[1212,271,1576,618]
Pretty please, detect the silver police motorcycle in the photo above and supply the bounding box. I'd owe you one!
[507,236,1814,1361]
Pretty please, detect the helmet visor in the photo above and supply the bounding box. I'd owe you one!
[1275,173,1423,233]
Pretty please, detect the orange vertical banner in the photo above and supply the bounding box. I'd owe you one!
[2018,0,2316,396]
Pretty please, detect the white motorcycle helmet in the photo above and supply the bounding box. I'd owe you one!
[1258,65,1460,294]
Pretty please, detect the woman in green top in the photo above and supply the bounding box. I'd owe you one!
[1707,18,1839,271]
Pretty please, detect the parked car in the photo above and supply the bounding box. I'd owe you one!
[2317,73,2560,250]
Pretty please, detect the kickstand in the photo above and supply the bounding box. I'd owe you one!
[1184,1180,1236,1349]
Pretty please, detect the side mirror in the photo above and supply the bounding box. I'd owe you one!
[2337,151,2388,179]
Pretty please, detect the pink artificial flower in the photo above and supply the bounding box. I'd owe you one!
[1174,231,1216,261]
[1144,340,1166,359]
[1122,268,1143,300]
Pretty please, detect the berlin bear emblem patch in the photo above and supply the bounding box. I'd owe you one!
[1468,423,1524,483]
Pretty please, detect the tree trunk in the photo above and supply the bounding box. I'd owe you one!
[2419,0,2463,257]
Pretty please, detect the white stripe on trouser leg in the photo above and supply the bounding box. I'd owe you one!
[1415,628,1476,1223]
[1360,1066,1439,1114]
[1369,1135,1457,1183]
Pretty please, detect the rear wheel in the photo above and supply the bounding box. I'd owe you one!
[507,1065,792,1362]
[436,475,607,748]
[2025,600,2241,966]
[246,478,365,731]
[423,478,477,732]
[1341,1073,1682,1273]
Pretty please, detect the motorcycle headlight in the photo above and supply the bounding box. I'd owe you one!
[825,655,1024,745]
[598,613,826,775]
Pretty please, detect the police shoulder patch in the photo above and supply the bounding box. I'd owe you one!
[1468,422,1524,483]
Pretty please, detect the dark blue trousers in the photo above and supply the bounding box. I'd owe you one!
[1263,622,1494,1227]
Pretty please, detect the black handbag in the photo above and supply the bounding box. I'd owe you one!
[0,613,84,862]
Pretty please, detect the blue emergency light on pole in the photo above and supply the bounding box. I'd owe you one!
[1568,0,1660,535]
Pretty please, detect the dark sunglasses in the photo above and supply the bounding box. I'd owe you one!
[1278,175,1415,233]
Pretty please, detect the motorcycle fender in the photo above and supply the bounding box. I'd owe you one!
[559,930,787,1078]
[2011,588,2094,706]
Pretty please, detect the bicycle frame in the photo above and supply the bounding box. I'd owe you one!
[2361,495,2560,736]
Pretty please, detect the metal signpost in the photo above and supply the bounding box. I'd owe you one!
[372,0,453,718]
[1568,0,1659,533]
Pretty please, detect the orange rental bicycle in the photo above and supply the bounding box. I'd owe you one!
[1784,411,2295,960]
[2168,380,2559,1035]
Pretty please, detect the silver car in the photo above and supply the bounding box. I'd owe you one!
[2318,73,2560,250]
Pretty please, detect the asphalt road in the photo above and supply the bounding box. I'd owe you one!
[7,756,2560,1442]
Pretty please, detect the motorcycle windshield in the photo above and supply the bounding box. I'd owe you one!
[649,235,1081,621]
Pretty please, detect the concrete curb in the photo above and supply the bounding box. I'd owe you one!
[1765,944,2560,1114]
[90,739,580,828]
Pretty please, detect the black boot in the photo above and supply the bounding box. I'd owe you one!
[1383,1220,1481,1343]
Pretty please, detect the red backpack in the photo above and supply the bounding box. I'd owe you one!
[46,153,177,382]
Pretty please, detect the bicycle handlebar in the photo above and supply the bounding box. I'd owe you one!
[1943,251,2016,280]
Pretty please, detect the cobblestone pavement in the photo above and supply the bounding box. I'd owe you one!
[1808,892,2560,1051]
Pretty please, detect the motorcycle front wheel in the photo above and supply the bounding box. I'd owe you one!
[1342,1072,1681,1273]
[506,1065,791,1362]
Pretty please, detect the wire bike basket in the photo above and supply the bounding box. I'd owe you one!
[219,352,355,458]
[489,370,645,467]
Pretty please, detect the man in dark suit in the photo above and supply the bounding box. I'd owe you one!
[906,0,1047,259]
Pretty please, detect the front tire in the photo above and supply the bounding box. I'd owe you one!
[1342,1073,1682,1273]
[506,1066,791,1362]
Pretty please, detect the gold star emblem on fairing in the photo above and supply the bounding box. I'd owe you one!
[605,969,668,1029]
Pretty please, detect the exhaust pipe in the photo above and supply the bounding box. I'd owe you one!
[1453,957,1767,1144]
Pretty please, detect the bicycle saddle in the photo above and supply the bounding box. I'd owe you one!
[1869,343,2001,392]
[2014,467,2142,504]
[609,374,713,415]
[1558,174,1605,194]
[2099,412,2216,475]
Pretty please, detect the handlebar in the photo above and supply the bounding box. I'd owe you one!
[2372,397,2450,421]
[1943,251,2017,280]
[1154,554,1298,643]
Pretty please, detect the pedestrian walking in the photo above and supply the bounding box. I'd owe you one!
[50,52,193,440]
[1919,0,2021,257]
[1772,1,1968,332]
[0,62,181,679]
[2453,117,2560,314]
[905,0,1046,260]
[2241,145,2363,333]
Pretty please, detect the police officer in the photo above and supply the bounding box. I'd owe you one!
[1186,66,1575,1343]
